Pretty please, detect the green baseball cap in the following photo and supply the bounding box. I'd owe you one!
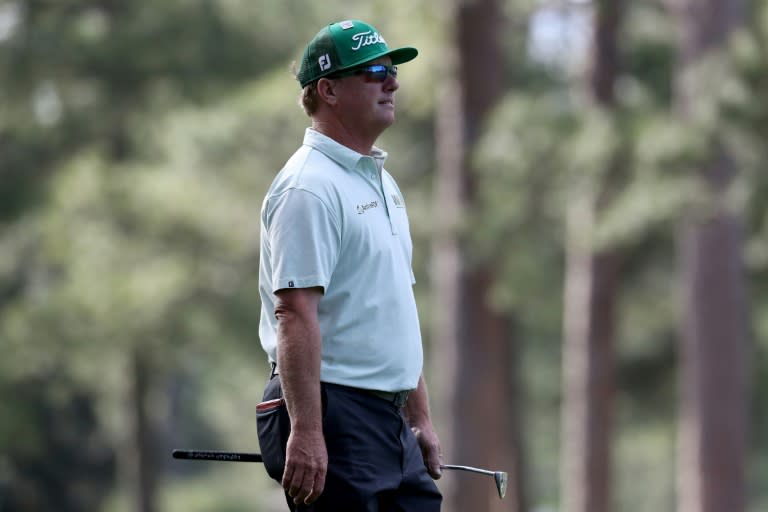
[296,20,418,88]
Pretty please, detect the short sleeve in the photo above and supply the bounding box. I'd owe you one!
[263,188,341,293]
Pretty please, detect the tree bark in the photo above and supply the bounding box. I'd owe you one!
[560,2,624,512]
[677,177,749,512]
[672,1,750,512]
[561,194,620,512]
[432,1,525,511]
[129,350,158,512]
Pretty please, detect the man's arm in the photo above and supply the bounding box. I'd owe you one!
[274,286,326,505]
[403,374,443,479]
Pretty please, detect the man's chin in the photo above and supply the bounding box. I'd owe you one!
[377,113,396,128]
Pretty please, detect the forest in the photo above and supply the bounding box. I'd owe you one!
[1,0,766,511]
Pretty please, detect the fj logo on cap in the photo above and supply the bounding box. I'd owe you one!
[351,31,386,51]
[318,54,331,71]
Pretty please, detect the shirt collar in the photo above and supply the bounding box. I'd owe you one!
[303,128,388,172]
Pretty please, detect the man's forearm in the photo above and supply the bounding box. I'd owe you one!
[404,374,433,428]
[277,324,322,431]
[274,289,323,432]
[272,288,327,504]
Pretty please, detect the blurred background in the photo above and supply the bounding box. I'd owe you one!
[1,0,766,511]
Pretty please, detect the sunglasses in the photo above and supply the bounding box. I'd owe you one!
[331,64,398,83]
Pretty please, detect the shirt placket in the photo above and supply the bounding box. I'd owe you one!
[362,158,397,235]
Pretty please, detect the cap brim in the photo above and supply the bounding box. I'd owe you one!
[385,47,418,65]
[344,46,418,70]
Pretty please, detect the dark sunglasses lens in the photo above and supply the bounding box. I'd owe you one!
[370,69,387,81]
[364,65,395,82]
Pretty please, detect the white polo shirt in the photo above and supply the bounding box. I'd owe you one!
[258,128,423,392]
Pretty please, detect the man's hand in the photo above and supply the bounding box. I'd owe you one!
[282,427,328,505]
[411,423,443,479]
[404,375,443,479]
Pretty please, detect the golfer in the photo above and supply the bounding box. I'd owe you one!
[256,19,443,512]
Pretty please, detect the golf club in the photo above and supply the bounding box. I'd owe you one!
[172,449,262,463]
[172,449,507,499]
[440,464,508,499]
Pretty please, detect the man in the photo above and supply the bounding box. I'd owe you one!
[257,19,443,512]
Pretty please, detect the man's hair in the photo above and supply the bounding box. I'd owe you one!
[299,81,320,117]
[292,60,322,117]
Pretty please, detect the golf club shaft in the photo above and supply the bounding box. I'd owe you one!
[173,450,496,474]
[172,449,263,463]
[173,449,506,499]
[440,464,495,476]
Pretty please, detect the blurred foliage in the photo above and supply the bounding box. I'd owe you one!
[1,0,767,511]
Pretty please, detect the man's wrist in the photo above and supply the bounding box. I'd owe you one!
[404,408,432,429]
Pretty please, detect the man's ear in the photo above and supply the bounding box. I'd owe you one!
[316,78,339,106]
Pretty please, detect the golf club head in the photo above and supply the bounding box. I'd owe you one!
[440,464,508,500]
[494,471,508,499]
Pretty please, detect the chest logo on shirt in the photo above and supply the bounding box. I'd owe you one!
[357,200,379,214]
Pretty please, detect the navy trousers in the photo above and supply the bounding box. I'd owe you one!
[256,376,442,511]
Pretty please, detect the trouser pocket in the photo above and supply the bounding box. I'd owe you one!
[256,381,290,482]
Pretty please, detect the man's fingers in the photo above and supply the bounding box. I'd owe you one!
[286,466,308,502]
[283,460,325,505]
[293,470,322,505]
[284,465,304,500]
[281,463,295,493]
[282,461,307,500]
[304,468,327,504]
[424,447,443,479]
[411,426,443,479]
[427,457,443,479]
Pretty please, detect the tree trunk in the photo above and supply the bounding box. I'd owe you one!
[560,2,624,512]
[130,350,158,512]
[677,175,749,512]
[432,1,525,511]
[672,1,750,512]
[561,194,619,512]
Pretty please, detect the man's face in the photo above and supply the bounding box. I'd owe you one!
[332,56,400,136]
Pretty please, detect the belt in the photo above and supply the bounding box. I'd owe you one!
[269,363,410,408]
[367,389,410,408]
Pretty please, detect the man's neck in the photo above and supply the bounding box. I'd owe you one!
[311,119,378,156]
